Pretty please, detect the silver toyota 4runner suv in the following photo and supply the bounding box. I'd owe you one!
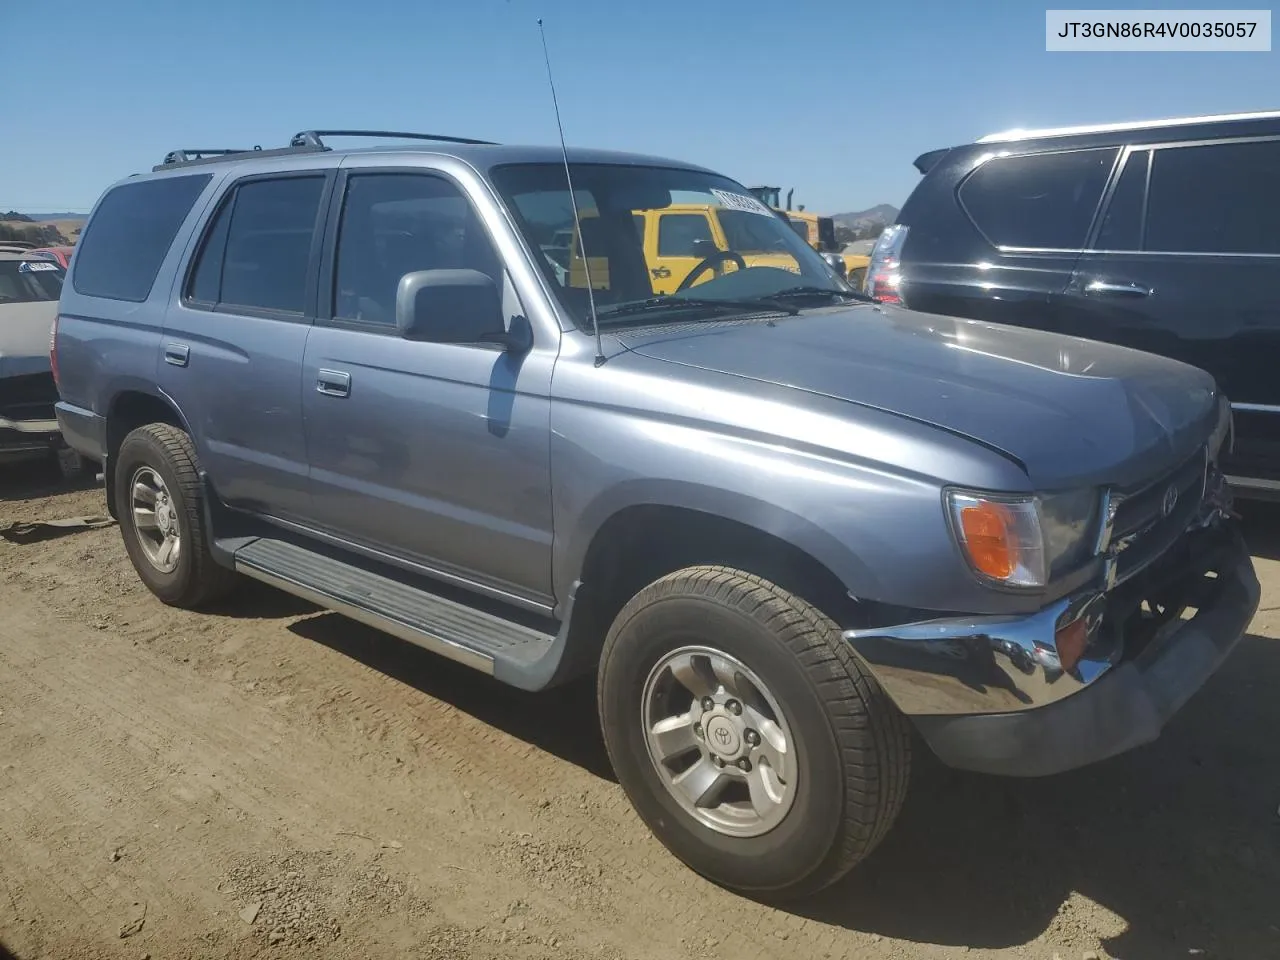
[53,131,1259,899]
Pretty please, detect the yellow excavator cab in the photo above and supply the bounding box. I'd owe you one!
[746,185,869,285]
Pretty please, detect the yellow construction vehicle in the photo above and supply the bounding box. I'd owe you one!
[558,204,808,293]
[747,186,869,288]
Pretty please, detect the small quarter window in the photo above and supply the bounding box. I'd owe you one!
[1094,150,1149,252]
[959,148,1118,250]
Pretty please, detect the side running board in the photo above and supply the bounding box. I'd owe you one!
[231,537,570,688]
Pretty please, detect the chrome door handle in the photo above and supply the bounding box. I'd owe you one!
[164,343,190,367]
[1083,280,1152,298]
[316,369,351,397]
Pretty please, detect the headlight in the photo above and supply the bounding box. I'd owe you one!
[946,488,1100,589]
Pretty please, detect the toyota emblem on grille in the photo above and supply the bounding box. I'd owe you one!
[1161,484,1179,518]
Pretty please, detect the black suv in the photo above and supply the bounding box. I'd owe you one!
[867,110,1280,499]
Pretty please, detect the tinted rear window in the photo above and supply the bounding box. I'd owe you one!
[0,259,64,303]
[73,174,211,302]
[958,148,1118,249]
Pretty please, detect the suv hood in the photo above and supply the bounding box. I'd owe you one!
[621,304,1218,490]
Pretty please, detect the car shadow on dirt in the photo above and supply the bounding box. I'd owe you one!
[289,612,614,780]
[205,577,322,620]
[0,457,100,503]
[1240,499,1280,562]
[291,610,1279,958]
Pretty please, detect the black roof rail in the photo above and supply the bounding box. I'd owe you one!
[153,143,327,172]
[152,130,498,173]
[290,129,499,149]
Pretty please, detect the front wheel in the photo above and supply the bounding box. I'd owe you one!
[598,565,911,900]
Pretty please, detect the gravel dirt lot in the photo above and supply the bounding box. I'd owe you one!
[2,462,1278,960]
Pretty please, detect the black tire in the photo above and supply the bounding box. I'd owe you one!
[114,423,237,608]
[598,565,911,900]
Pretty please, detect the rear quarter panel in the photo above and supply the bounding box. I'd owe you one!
[56,171,229,432]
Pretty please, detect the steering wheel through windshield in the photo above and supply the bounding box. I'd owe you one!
[675,249,747,292]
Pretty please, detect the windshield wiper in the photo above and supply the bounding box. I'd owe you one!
[765,286,879,305]
[596,296,799,324]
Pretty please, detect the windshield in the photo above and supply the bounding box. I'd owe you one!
[0,259,64,304]
[491,163,845,328]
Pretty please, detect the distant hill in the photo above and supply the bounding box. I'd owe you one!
[0,211,85,245]
[831,204,900,229]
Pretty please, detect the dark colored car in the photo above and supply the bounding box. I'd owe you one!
[866,109,1280,500]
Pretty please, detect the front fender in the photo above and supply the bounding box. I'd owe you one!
[563,475,887,604]
[549,406,1024,618]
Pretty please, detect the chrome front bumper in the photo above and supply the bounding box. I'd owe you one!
[843,505,1259,776]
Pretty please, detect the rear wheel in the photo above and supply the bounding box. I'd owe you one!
[598,565,911,900]
[114,423,237,608]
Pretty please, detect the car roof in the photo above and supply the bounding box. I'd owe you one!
[145,142,719,179]
[976,108,1280,143]
[0,250,50,261]
[912,108,1280,176]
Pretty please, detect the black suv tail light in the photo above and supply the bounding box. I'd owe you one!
[865,224,909,304]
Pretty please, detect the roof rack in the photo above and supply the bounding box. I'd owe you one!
[289,129,499,148]
[154,130,499,172]
[154,144,324,172]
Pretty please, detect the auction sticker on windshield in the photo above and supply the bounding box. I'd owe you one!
[18,260,59,272]
[712,189,774,217]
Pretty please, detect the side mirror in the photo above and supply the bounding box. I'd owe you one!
[820,252,848,278]
[396,269,527,351]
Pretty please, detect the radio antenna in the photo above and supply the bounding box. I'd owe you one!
[537,17,604,366]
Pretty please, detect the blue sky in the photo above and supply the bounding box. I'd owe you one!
[2,0,1275,215]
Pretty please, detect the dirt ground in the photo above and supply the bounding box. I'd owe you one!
[1,461,1278,960]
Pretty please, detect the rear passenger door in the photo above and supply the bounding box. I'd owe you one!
[907,147,1118,330]
[1066,138,1280,480]
[300,166,555,606]
[159,168,332,521]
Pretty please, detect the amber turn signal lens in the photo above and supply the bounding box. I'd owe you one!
[958,501,1017,580]
[1055,617,1089,674]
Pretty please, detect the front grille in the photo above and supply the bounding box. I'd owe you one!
[1106,447,1207,585]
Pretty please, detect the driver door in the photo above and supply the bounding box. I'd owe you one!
[649,210,720,293]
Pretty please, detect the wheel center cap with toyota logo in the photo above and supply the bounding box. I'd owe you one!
[705,717,741,758]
